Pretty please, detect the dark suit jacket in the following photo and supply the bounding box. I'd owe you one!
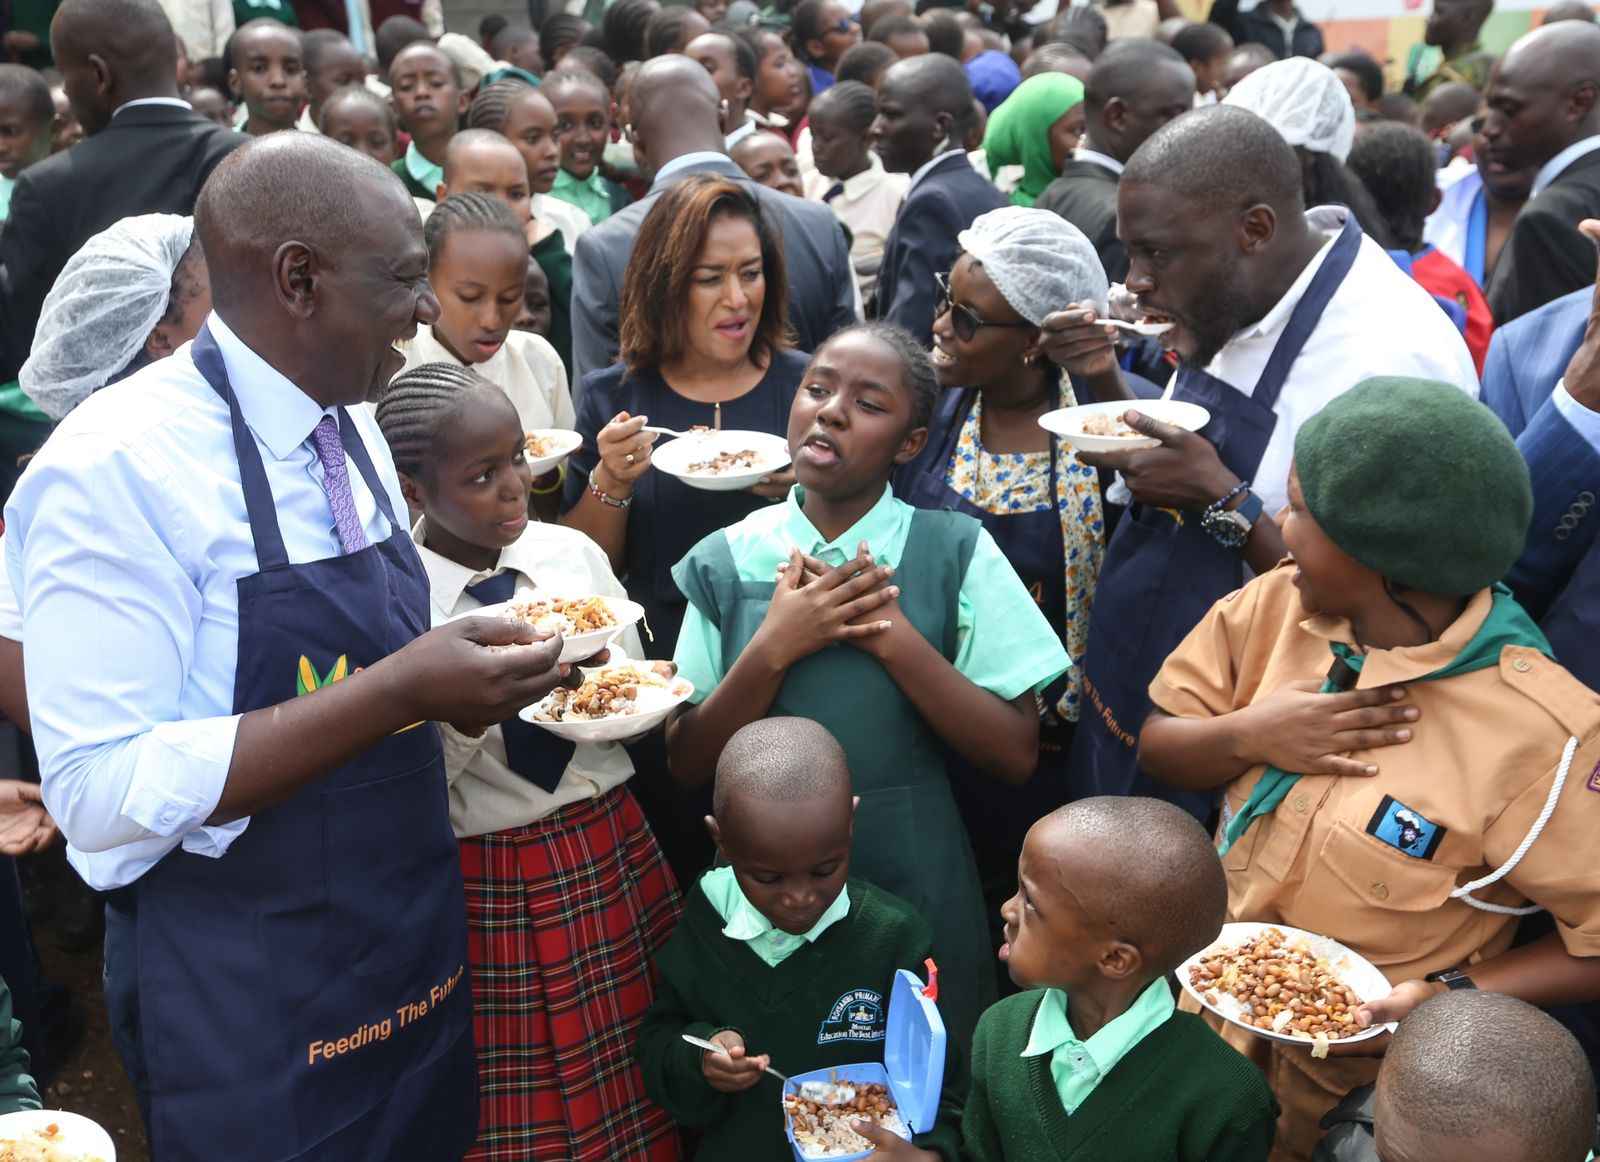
[1486,147,1600,327]
[1208,0,1325,59]
[1486,287,1600,691]
[1036,159,1125,283]
[570,155,858,386]
[0,104,244,380]
[875,151,1007,347]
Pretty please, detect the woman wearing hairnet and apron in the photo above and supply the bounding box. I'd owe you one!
[896,207,1131,989]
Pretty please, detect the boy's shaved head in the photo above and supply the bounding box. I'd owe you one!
[1038,796,1227,972]
[442,127,523,181]
[712,717,850,820]
[1377,992,1597,1162]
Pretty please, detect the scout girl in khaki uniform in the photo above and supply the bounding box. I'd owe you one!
[1139,377,1600,1161]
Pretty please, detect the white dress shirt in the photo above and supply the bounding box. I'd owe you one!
[5,313,408,891]
[1161,206,1479,517]
[1531,135,1600,199]
[803,155,908,302]
[414,518,642,839]
[1423,162,1482,274]
[1074,147,1124,177]
[398,326,574,434]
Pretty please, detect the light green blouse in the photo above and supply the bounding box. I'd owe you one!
[699,866,852,968]
[1022,977,1176,1116]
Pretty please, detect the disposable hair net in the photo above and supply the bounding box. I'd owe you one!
[1223,57,1356,162]
[20,214,193,421]
[955,206,1108,325]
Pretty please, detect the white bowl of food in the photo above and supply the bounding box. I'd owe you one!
[0,1109,117,1161]
[1177,922,1394,1055]
[1038,400,1211,453]
[519,659,693,742]
[650,430,791,492]
[524,429,583,477]
[458,594,643,663]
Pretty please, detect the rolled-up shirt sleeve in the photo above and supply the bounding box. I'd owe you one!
[8,431,242,856]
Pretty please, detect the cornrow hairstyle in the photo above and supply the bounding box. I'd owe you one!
[541,66,609,105]
[376,362,502,479]
[603,0,657,63]
[814,322,938,427]
[539,13,589,72]
[0,64,53,131]
[467,77,536,130]
[562,44,620,92]
[423,192,527,266]
[809,78,875,132]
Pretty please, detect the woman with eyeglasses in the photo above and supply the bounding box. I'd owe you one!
[897,206,1133,992]
[791,0,860,98]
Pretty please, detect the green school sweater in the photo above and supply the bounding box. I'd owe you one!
[636,876,965,1162]
[962,989,1278,1162]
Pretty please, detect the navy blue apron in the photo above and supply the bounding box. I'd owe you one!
[896,386,1072,864]
[104,324,478,1162]
[1066,215,1363,821]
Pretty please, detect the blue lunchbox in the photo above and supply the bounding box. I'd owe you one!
[781,964,946,1162]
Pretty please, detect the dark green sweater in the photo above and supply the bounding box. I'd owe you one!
[962,989,1278,1162]
[637,876,965,1161]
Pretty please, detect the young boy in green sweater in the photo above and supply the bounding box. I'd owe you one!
[635,716,963,1161]
[964,797,1278,1162]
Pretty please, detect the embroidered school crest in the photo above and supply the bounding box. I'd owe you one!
[817,988,886,1046]
[1365,795,1445,859]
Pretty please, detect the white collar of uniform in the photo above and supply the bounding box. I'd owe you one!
[207,312,336,461]
[413,514,560,610]
[837,153,891,200]
[1227,205,1343,345]
[113,96,193,117]
[1074,146,1124,176]
[1531,134,1600,199]
[909,148,963,191]
[296,104,321,134]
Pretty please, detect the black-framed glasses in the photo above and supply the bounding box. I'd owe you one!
[825,16,856,33]
[935,271,1034,344]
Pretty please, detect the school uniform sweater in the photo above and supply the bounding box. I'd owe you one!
[636,876,964,1162]
[962,990,1278,1162]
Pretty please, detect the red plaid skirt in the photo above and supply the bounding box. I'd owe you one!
[459,785,684,1162]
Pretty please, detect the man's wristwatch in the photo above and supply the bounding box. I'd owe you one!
[1425,967,1477,991]
[1201,481,1264,550]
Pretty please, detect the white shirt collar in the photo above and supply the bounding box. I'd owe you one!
[839,153,891,199]
[1074,146,1124,176]
[113,97,193,117]
[909,148,963,191]
[1531,134,1600,199]
[652,150,734,190]
[413,514,577,612]
[1224,205,1343,346]
[206,312,335,461]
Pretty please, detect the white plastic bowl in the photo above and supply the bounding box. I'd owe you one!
[0,1109,118,1160]
[456,594,644,664]
[1177,921,1395,1050]
[519,662,694,743]
[1038,400,1211,454]
[650,430,792,492]
[524,429,583,477]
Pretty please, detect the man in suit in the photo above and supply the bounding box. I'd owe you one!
[1487,222,1600,692]
[1482,20,1600,326]
[570,54,857,386]
[1208,0,1324,61]
[1035,40,1194,283]
[0,0,243,382]
[870,53,1005,347]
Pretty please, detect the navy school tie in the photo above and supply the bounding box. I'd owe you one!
[463,570,576,793]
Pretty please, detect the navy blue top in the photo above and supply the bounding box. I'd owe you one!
[561,348,811,655]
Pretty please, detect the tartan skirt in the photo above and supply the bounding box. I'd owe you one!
[459,785,685,1162]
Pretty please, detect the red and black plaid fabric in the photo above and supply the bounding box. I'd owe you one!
[460,786,684,1161]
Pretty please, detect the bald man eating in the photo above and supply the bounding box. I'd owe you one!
[5,135,571,1161]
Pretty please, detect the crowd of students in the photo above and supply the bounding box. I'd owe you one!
[1,0,1600,1160]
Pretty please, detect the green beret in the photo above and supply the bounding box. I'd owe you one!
[1292,377,1531,596]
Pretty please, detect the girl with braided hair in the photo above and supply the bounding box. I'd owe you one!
[376,361,684,1162]
[467,78,593,253]
[395,192,574,519]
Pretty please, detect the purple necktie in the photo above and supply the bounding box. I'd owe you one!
[310,415,369,554]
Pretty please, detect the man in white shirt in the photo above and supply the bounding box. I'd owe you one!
[6,133,570,1161]
[1044,105,1478,819]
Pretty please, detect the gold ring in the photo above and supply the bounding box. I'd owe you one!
[625,453,636,465]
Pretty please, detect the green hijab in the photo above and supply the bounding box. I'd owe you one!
[981,73,1086,208]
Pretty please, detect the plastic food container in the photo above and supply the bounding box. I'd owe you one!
[781,964,945,1162]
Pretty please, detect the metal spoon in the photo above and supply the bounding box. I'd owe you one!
[681,1033,793,1086]
[1099,317,1175,336]
[642,425,707,439]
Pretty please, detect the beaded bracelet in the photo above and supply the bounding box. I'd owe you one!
[589,475,633,509]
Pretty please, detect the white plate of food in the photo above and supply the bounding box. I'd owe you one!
[519,659,693,742]
[1178,922,1394,1055]
[458,594,643,663]
[0,1109,116,1161]
[524,429,583,477]
[1038,400,1211,453]
[649,430,791,492]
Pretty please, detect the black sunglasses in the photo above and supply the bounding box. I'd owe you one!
[935,271,1034,344]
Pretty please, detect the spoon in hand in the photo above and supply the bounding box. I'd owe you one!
[642,425,705,439]
[1099,317,1175,336]
[681,1033,793,1086]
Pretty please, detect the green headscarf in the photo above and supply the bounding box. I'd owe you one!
[981,73,1086,208]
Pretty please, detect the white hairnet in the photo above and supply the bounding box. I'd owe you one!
[1223,57,1356,162]
[956,206,1108,325]
[20,214,194,421]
